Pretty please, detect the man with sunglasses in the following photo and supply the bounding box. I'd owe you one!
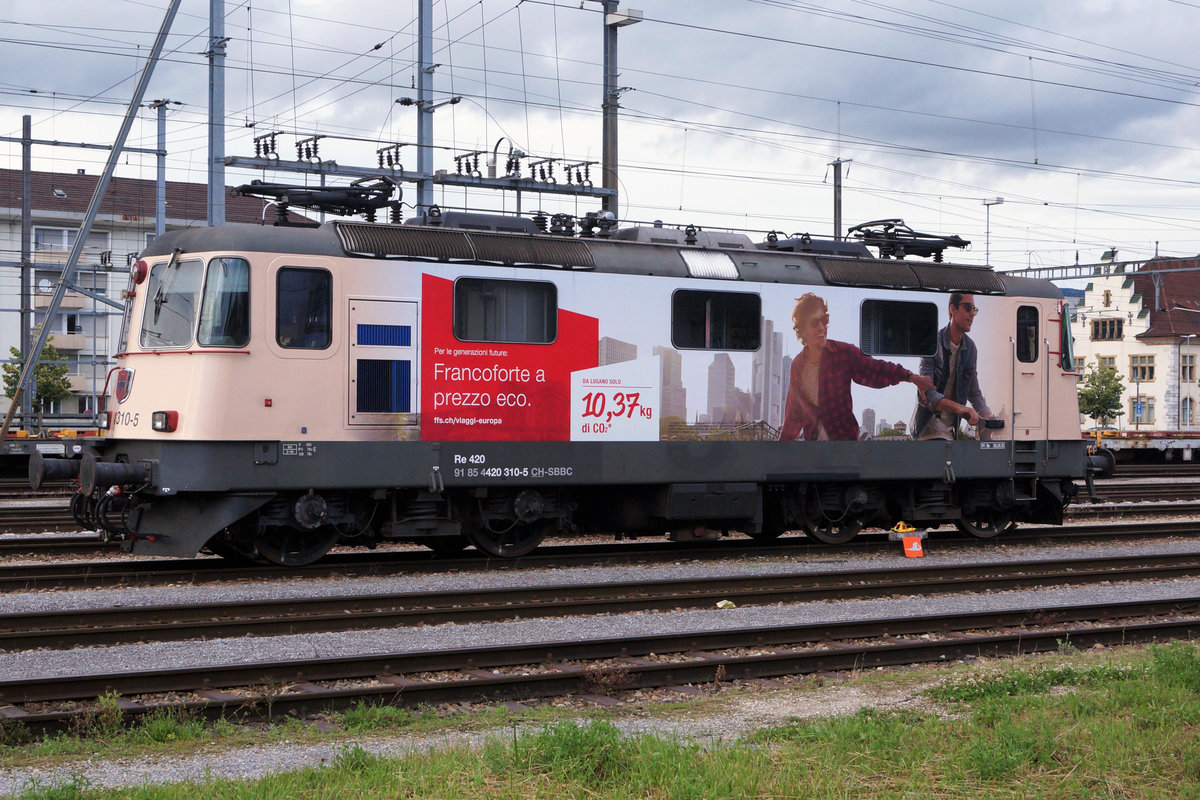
[913,292,993,440]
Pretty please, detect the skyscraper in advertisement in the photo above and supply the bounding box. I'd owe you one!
[653,345,687,422]
[707,353,736,424]
[752,318,785,427]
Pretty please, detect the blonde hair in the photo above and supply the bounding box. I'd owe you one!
[792,293,829,343]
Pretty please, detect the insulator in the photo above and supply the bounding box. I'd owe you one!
[456,158,464,175]
[473,153,480,172]
[533,212,548,232]
[295,143,303,160]
[365,209,376,223]
[391,206,402,224]
[685,225,698,245]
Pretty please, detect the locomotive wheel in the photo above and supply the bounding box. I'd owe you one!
[802,517,862,545]
[202,537,259,565]
[255,524,342,566]
[955,510,1013,539]
[463,518,553,558]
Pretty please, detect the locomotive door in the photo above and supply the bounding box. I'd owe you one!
[347,299,419,427]
[1011,304,1043,431]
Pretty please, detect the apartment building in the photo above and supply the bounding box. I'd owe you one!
[0,168,286,420]
[1070,256,1200,431]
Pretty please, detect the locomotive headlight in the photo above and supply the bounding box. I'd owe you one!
[96,411,111,430]
[151,410,179,432]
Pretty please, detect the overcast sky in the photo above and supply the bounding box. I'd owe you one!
[4,0,1200,272]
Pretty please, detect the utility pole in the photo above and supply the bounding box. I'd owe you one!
[829,158,850,240]
[208,0,226,226]
[601,1,640,221]
[20,116,33,430]
[416,0,434,216]
[148,100,176,237]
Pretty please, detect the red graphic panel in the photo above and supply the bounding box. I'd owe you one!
[420,274,599,441]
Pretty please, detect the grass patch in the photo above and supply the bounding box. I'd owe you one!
[7,643,1200,798]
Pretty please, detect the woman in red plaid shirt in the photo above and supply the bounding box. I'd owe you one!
[780,293,935,441]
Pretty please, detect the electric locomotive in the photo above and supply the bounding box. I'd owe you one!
[33,187,1090,565]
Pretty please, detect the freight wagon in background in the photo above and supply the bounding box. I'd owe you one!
[32,192,1093,566]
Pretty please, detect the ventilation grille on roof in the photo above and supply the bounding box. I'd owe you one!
[335,222,595,268]
[336,223,473,260]
[815,257,1004,294]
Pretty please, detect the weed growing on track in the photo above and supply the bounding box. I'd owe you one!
[7,643,1200,798]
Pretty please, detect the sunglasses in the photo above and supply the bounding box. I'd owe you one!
[955,303,980,314]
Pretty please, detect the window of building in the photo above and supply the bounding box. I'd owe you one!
[277,268,331,349]
[1017,305,1039,363]
[198,258,250,347]
[1098,356,1116,372]
[1183,353,1196,383]
[671,290,760,350]
[1183,397,1195,427]
[1091,319,1123,341]
[1130,354,1155,382]
[139,258,204,348]
[1130,395,1155,425]
[859,300,937,357]
[454,278,557,344]
[33,226,109,255]
[1102,290,1112,308]
[1076,357,1087,383]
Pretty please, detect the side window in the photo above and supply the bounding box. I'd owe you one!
[277,268,332,349]
[454,278,557,344]
[671,290,760,350]
[859,300,937,356]
[1059,301,1075,372]
[140,258,204,348]
[1017,305,1039,363]
[198,257,250,347]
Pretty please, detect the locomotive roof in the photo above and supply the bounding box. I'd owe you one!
[139,220,1062,300]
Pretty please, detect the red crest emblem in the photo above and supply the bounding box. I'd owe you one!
[115,368,135,403]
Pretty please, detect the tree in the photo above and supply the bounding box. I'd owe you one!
[1077,364,1125,428]
[2,338,73,413]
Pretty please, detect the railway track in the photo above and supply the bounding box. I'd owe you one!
[4,550,1200,651]
[1,519,1198,590]
[5,595,1199,738]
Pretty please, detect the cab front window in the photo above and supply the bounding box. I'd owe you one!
[140,258,203,348]
[198,257,250,347]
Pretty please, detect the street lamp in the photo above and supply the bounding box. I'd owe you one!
[983,197,1004,265]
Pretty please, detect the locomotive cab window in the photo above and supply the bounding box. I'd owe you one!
[140,258,203,348]
[277,268,332,349]
[198,257,250,347]
[1017,305,1039,363]
[671,290,760,350]
[454,278,557,344]
[859,300,937,356]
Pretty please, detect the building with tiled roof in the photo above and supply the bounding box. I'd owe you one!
[0,168,301,423]
[1071,255,1200,431]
